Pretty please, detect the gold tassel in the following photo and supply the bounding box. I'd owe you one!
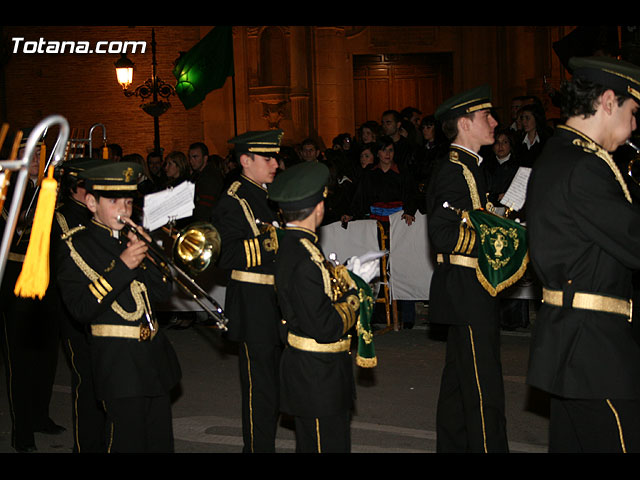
[14,165,58,299]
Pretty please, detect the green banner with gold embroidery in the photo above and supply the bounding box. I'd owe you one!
[466,209,529,297]
[348,271,377,368]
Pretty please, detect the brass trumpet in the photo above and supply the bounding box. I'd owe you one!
[118,216,228,331]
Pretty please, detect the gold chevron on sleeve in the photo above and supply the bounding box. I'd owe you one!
[334,294,360,333]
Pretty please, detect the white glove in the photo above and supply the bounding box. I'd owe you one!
[346,256,380,284]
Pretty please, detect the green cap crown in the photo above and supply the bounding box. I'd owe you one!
[268,161,329,211]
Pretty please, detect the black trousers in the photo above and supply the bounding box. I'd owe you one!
[549,396,640,453]
[103,394,174,453]
[436,322,508,453]
[63,332,107,453]
[1,294,59,449]
[238,341,282,453]
[294,411,351,453]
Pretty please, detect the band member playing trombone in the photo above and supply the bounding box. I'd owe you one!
[56,161,181,453]
[527,56,640,452]
[211,130,285,453]
[426,85,509,452]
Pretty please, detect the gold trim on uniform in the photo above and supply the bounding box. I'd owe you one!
[64,230,149,322]
[299,238,333,298]
[436,253,478,269]
[563,125,632,204]
[91,321,158,341]
[230,270,275,285]
[243,237,263,268]
[287,331,351,353]
[606,399,627,453]
[333,294,359,333]
[542,287,632,322]
[449,149,482,210]
[227,180,260,236]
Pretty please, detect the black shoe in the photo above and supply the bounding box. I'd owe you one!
[13,443,37,453]
[35,418,66,435]
[402,323,414,330]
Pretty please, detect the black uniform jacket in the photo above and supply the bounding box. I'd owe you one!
[49,197,92,339]
[426,145,498,326]
[56,219,181,401]
[275,227,358,418]
[527,125,640,399]
[211,175,282,345]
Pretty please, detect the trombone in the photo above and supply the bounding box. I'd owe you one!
[118,216,229,331]
[0,115,70,287]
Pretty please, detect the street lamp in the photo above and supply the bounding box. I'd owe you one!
[114,28,175,155]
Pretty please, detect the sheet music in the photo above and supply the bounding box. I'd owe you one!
[142,181,195,231]
[500,167,532,211]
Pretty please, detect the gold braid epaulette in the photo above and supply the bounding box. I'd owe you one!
[63,232,148,322]
[448,150,482,210]
[227,181,260,236]
[571,136,632,204]
[299,237,360,334]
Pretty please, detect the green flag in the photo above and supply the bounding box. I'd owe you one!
[466,209,529,297]
[348,271,377,368]
[173,26,234,110]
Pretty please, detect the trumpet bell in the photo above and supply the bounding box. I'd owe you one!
[173,222,221,274]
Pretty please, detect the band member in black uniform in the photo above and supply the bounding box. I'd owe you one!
[211,130,284,453]
[426,85,509,452]
[527,56,640,452]
[269,161,361,452]
[0,133,65,453]
[50,157,107,452]
[56,161,181,453]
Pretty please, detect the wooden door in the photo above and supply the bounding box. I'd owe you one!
[353,53,453,130]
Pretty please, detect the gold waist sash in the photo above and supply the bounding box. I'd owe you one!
[542,287,632,322]
[91,322,157,341]
[287,331,351,353]
[436,253,478,269]
[231,270,275,285]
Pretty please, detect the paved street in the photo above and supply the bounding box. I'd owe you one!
[0,309,550,455]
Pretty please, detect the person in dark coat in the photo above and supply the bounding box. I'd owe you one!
[426,85,509,453]
[210,130,285,453]
[342,136,417,226]
[0,133,66,453]
[188,142,225,222]
[56,161,181,453]
[526,55,640,453]
[269,161,361,452]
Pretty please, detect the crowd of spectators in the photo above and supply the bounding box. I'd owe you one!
[97,96,557,330]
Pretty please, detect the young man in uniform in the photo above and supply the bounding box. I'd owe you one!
[211,130,284,453]
[527,56,640,452]
[56,161,181,453]
[268,161,362,452]
[426,85,508,452]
